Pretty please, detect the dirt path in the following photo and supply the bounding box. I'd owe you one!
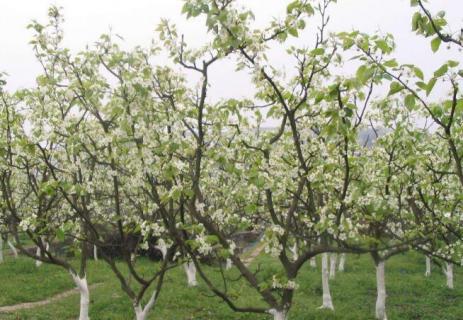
[241,241,266,266]
[0,283,100,313]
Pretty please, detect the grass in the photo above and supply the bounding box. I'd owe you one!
[0,252,461,319]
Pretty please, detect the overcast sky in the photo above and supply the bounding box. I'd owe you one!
[0,0,461,101]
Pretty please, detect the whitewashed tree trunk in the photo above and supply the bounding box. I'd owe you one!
[225,258,232,270]
[134,290,156,320]
[444,263,454,289]
[7,241,18,258]
[268,309,287,320]
[93,245,98,261]
[0,237,4,263]
[319,253,334,310]
[338,253,346,272]
[425,256,431,277]
[35,241,49,267]
[35,246,42,267]
[309,257,317,268]
[154,239,167,260]
[329,253,337,280]
[184,261,197,287]
[375,261,387,320]
[290,243,298,261]
[71,272,90,320]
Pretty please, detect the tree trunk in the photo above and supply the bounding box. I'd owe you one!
[35,241,49,267]
[309,257,317,268]
[134,290,156,320]
[425,256,431,277]
[7,241,18,258]
[319,253,334,310]
[290,243,298,261]
[338,253,346,272]
[71,273,90,320]
[375,260,387,320]
[35,246,42,267]
[184,261,198,287]
[93,245,98,261]
[329,253,337,280]
[445,263,454,289]
[0,237,3,263]
[269,309,287,320]
[154,240,167,260]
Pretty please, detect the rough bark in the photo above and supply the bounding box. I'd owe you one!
[375,261,387,320]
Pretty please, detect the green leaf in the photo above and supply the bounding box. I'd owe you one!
[375,40,391,53]
[416,81,427,91]
[426,78,437,96]
[434,64,448,78]
[405,94,416,109]
[447,60,459,68]
[412,12,421,30]
[288,27,299,38]
[388,82,403,96]
[356,65,373,84]
[56,229,65,241]
[287,1,299,14]
[431,37,441,53]
[311,48,325,56]
[413,67,424,80]
[383,59,398,68]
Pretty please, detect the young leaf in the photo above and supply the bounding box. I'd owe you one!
[431,37,441,53]
[388,82,403,96]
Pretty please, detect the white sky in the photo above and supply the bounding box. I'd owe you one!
[0,0,462,101]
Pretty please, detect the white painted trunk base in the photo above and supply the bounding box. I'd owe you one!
[71,273,90,320]
[290,243,298,261]
[35,242,49,267]
[7,241,18,258]
[0,237,3,263]
[268,309,287,320]
[154,240,167,261]
[93,245,98,261]
[425,257,431,277]
[35,246,42,267]
[329,253,337,280]
[309,257,317,268]
[134,290,156,320]
[338,253,346,272]
[319,253,334,310]
[375,261,387,320]
[445,263,454,289]
[225,258,232,270]
[184,261,198,287]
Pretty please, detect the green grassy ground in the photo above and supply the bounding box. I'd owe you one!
[0,252,461,319]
